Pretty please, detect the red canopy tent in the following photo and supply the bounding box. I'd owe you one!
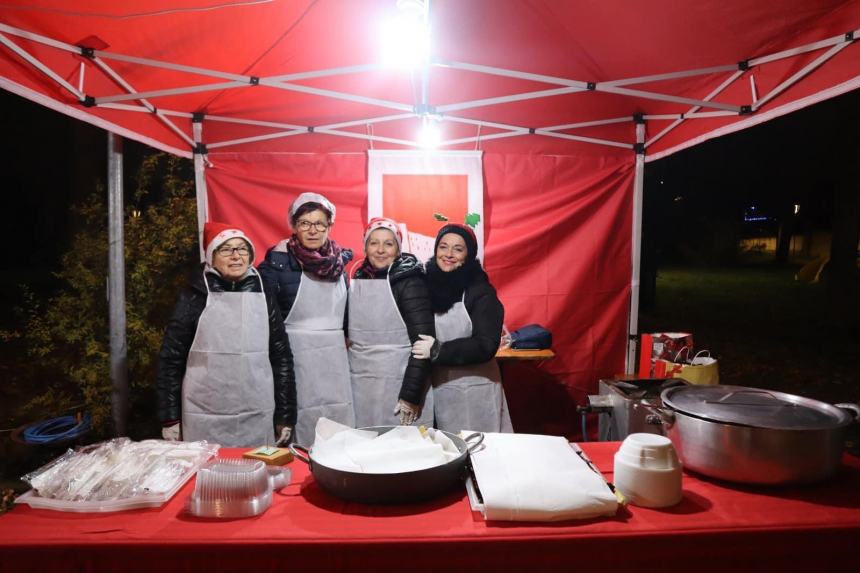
[2,1,859,434]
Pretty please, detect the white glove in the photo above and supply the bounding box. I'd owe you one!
[161,423,181,441]
[393,400,421,425]
[411,334,435,359]
[275,425,293,447]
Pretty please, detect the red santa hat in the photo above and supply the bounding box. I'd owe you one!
[363,217,402,249]
[203,221,255,265]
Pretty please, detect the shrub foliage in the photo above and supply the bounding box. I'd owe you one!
[4,152,198,436]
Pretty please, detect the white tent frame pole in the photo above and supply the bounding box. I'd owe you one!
[260,79,414,112]
[92,49,249,82]
[537,129,631,149]
[107,132,129,436]
[436,86,584,113]
[205,129,307,150]
[310,129,417,147]
[441,130,528,146]
[266,64,384,82]
[92,56,195,147]
[597,85,741,112]
[435,59,588,87]
[192,120,208,261]
[95,81,247,105]
[752,42,849,111]
[0,32,84,100]
[542,117,631,131]
[646,69,745,148]
[644,111,736,120]
[749,29,858,66]
[0,22,80,53]
[627,121,646,374]
[603,64,738,87]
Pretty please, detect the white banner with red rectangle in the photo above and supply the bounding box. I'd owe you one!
[368,150,484,263]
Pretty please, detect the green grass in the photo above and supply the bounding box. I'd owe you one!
[639,263,860,408]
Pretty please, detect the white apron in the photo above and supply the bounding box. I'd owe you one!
[286,272,354,446]
[432,296,513,433]
[348,278,434,428]
[182,269,275,447]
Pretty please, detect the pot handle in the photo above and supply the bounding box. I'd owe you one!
[835,403,860,420]
[463,432,485,453]
[289,444,311,465]
[638,401,676,428]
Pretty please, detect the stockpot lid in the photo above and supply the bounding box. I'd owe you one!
[660,385,853,430]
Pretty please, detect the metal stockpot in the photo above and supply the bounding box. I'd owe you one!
[645,385,859,485]
[290,426,484,504]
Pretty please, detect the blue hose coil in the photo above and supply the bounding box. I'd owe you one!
[22,415,92,444]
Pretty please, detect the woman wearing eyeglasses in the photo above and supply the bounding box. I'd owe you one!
[411,224,513,433]
[348,218,435,428]
[156,222,296,447]
[258,193,354,446]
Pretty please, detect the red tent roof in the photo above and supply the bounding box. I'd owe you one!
[2,0,859,160]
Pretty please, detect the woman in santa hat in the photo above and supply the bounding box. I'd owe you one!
[411,224,513,433]
[348,217,435,427]
[258,193,354,446]
[156,222,296,447]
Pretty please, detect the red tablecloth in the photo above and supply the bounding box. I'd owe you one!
[2,442,859,573]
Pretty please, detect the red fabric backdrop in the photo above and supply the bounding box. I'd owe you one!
[206,150,634,436]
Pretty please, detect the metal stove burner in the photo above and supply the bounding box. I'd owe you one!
[590,378,688,441]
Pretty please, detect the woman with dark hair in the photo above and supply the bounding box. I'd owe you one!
[157,222,296,447]
[258,193,353,446]
[412,224,513,433]
[348,217,435,427]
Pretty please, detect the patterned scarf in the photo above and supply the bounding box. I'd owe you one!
[287,234,345,280]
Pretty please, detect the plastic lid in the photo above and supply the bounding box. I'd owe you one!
[661,385,851,430]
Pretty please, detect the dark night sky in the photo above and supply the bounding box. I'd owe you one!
[1,85,859,278]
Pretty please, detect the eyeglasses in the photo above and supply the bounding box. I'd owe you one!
[216,245,250,257]
[296,220,330,232]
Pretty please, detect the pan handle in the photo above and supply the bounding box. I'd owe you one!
[835,403,860,420]
[289,444,311,465]
[638,401,676,429]
[463,432,485,453]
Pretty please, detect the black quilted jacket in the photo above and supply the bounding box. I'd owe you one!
[352,254,435,406]
[156,267,296,428]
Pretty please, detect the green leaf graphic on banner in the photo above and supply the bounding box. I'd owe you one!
[464,213,481,228]
[433,213,449,221]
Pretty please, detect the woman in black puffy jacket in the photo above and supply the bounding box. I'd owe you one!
[411,224,513,433]
[156,222,296,447]
[348,217,435,427]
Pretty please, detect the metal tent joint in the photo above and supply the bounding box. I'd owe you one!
[633,142,645,155]
[738,60,750,71]
[194,142,208,154]
[587,82,596,91]
[633,113,645,124]
[192,111,205,123]
[846,31,855,42]
[528,127,536,134]
[79,47,95,59]
[739,105,753,115]
[307,126,315,133]
[81,95,96,107]
[249,76,259,86]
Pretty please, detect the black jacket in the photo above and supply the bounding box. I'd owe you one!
[258,244,353,319]
[426,259,504,366]
[156,267,297,428]
[353,254,435,406]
